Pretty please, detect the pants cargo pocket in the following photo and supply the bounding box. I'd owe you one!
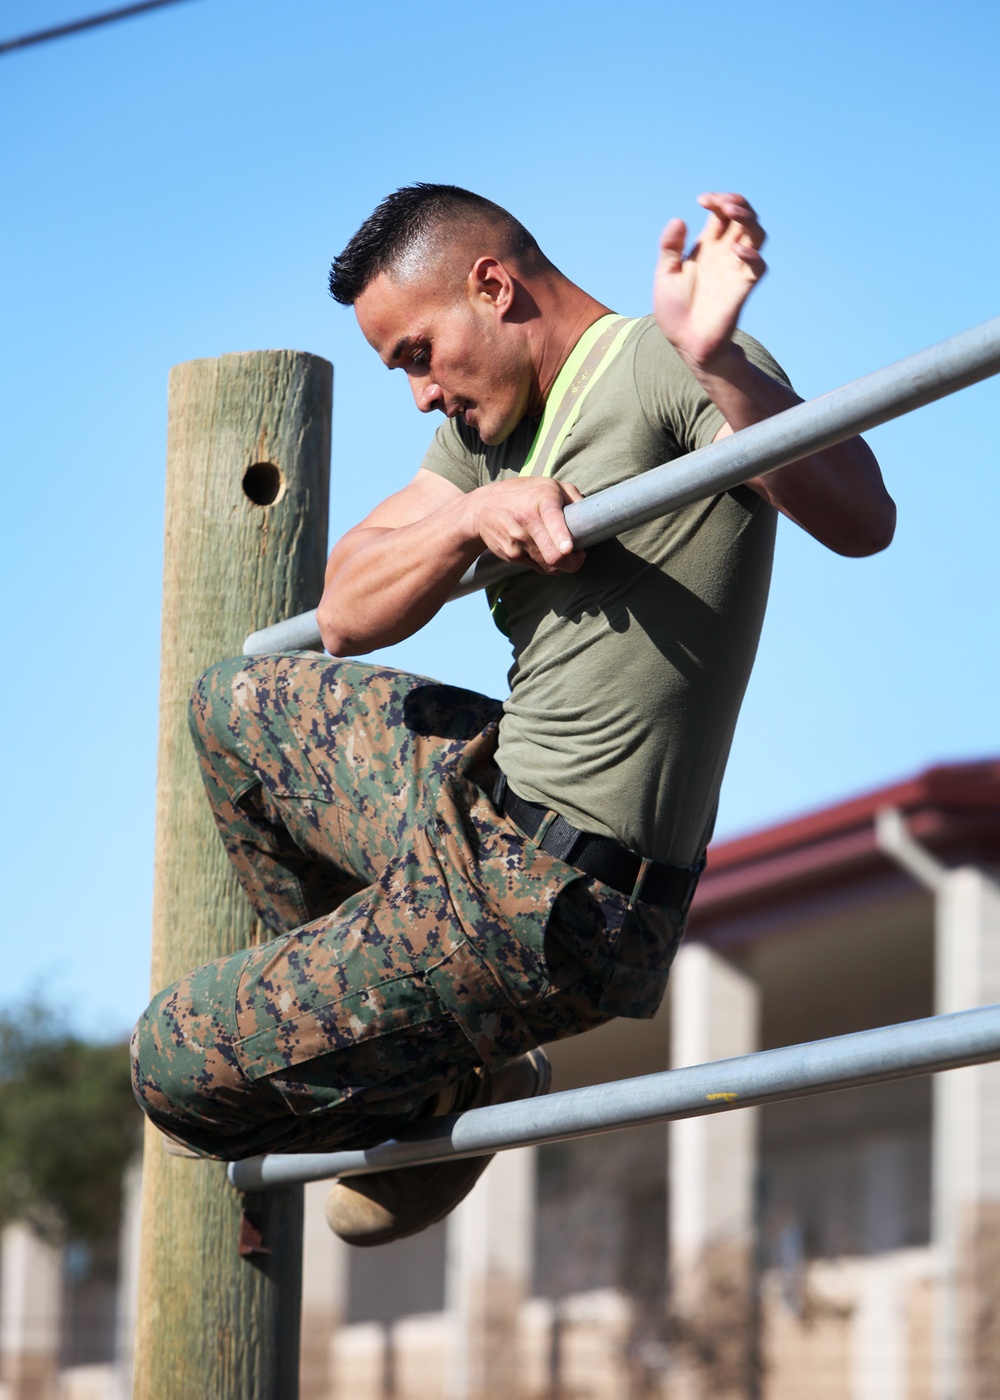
[597,901,685,1019]
[230,859,494,1118]
[232,970,452,1116]
[425,942,539,1070]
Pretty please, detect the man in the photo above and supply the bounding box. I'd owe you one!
[131,185,895,1247]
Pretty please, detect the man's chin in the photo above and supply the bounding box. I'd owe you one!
[475,415,520,447]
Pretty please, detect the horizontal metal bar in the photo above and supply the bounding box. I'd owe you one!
[227,1002,1000,1192]
[243,314,1000,655]
[243,609,327,655]
[245,610,322,655]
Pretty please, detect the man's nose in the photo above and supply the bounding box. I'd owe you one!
[413,378,444,414]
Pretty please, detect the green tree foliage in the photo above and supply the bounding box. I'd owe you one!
[0,1001,141,1244]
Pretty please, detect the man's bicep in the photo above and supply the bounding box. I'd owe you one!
[325,470,466,584]
[352,468,465,532]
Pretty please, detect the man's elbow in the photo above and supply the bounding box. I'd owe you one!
[317,598,395,657]
[832,499,897,558]
[316,599,354,657]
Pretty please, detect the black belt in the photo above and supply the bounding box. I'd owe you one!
[492,771,703,914]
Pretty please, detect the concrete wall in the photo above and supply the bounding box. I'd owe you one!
[933,867,1000,1400]
[0,1223,62,1400]
[667,943,759,1400]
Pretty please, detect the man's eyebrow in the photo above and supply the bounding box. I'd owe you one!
[388,336,413,366]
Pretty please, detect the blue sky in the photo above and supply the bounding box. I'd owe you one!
[3,0,998,1039]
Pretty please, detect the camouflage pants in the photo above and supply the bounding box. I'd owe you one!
[131,655,685,1159]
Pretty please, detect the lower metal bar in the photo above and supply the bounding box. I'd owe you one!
[227,1002,1000,1191]
[243,314,1000,655]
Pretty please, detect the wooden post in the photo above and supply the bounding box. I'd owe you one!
[133,351,332,1400]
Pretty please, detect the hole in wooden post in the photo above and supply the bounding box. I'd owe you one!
[242,461,285,507]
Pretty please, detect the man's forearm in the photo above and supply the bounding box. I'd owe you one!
[689,342,896,557]
[318,474,587,656]
[652,193,895,556]
[318,501,484,656]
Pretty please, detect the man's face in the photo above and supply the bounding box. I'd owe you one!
[354,268,532,446]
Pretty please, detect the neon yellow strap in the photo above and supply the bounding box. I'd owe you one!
[489,313,637,635]
[519,314,637,478]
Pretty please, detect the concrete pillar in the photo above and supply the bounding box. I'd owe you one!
[0,1222,63,1400]
[299,1180,350,1400]
[932,866,1000,1400]
[668,941,760,1400]
[852,1255,909,1400]
[113,1155,143,1400]
[445,1147,536,1400]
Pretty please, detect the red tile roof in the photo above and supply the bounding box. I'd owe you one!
[688,759,1000,942]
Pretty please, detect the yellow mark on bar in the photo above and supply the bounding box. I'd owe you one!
[706,1091,738,1103]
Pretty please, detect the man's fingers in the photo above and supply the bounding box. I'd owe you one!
[658,218,688,271]
[479,477,586,570]
[528,486,585,569]
[698,191,758,221]
[733,244,767,272]
[695,192,739,243]
[697,192,766,250]
[539,499,577,557]
[554,548,587,573]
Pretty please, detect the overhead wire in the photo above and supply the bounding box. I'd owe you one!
[0,0,199,56]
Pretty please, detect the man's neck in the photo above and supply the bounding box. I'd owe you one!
[524,276,613,417]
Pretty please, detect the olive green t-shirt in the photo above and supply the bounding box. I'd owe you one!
[420,316,789,866]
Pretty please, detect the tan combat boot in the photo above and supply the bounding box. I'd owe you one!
[324,1047,551,1247]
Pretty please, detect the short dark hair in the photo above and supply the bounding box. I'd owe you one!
[328,183,546,305]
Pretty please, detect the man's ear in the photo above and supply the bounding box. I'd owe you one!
[467,256,516,318]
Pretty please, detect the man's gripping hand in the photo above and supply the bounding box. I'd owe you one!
[469,476,586,575]
[653,192,766,371]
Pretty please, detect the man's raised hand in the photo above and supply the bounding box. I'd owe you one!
[653,192,767,371]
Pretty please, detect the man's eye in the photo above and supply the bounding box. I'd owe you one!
[411,347,430,367]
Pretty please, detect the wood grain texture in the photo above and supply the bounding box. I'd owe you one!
[133,350,332,1400]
